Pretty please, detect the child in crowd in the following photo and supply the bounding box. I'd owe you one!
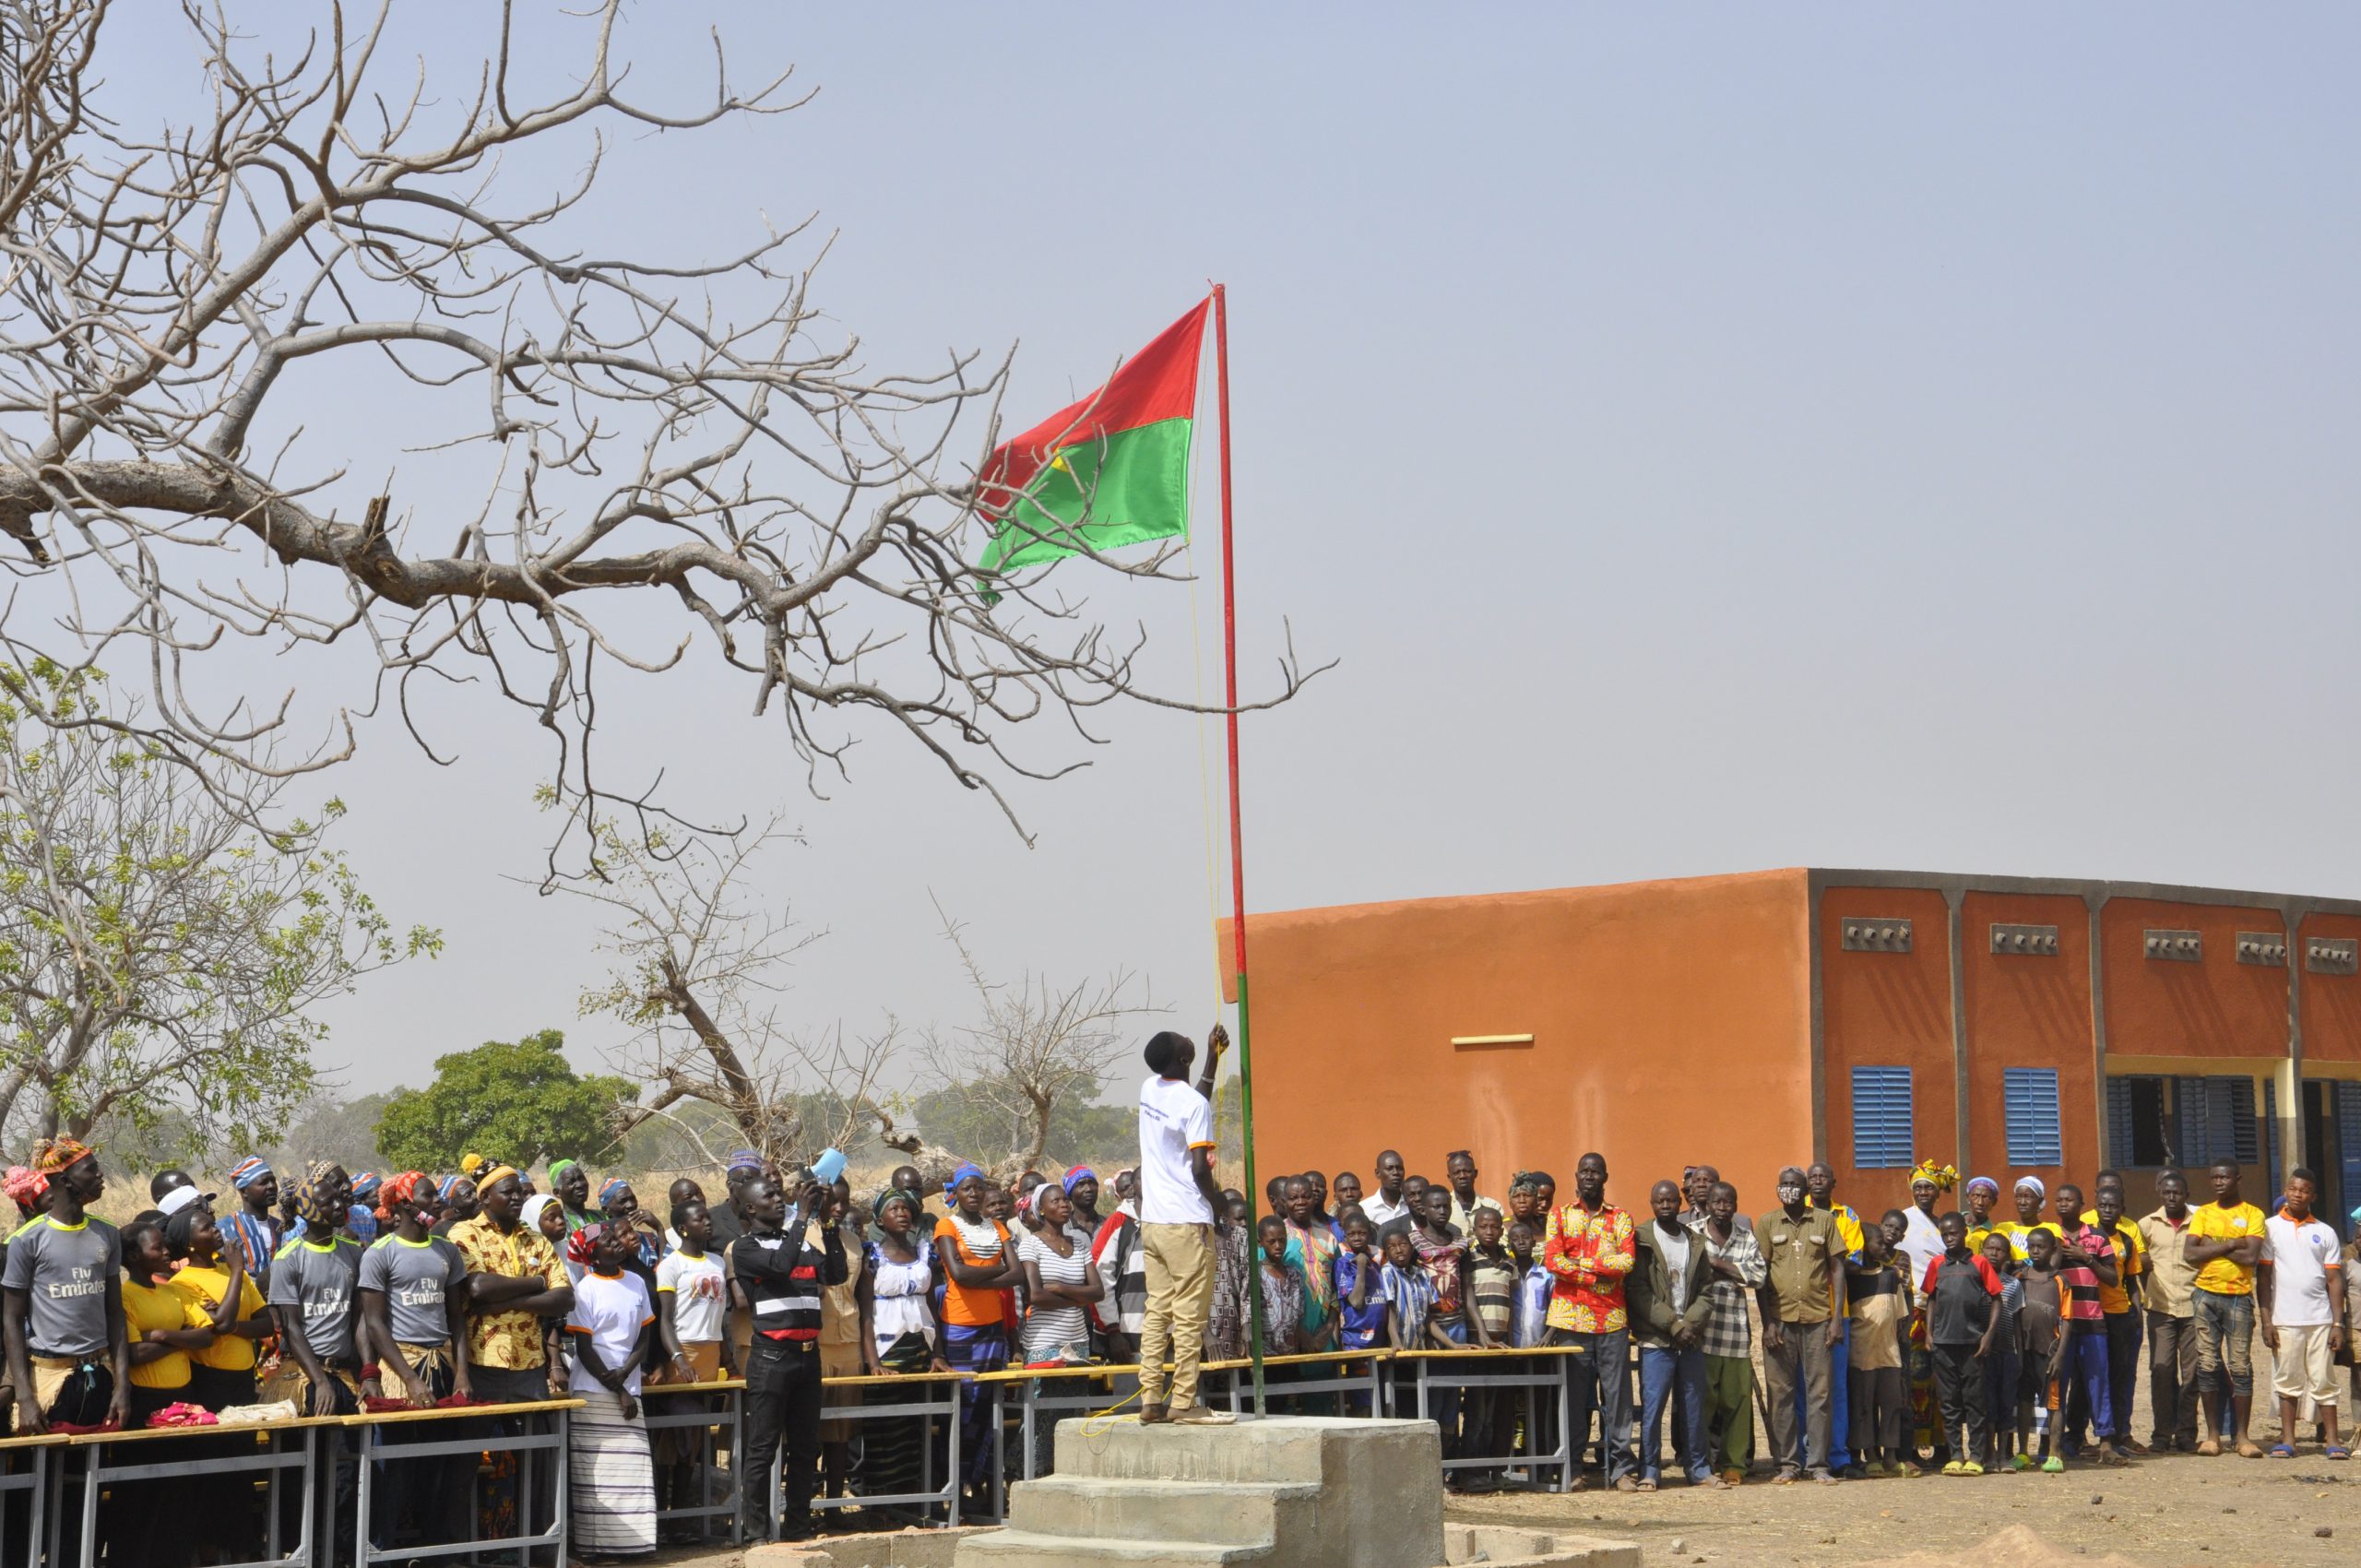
[1978,1231,2024,1470]
[1255,1216,1304,1357]
[1465,1206,1519,1480]
[1382,1229,1443,1349]
[2017,1228,2068,1472]
[1335,1215,1389,1351]
[1508,1221,1551,1349]
[1923,1211,2001,1476]
[1848,1215,1915,1476]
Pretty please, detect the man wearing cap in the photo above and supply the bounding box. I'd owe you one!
[223,1157,283,1293]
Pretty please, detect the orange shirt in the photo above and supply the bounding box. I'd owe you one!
[934,1215,1013,1329]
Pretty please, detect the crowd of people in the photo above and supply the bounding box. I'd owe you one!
[4,1028,2359,1562]
[0,1138,859,1563]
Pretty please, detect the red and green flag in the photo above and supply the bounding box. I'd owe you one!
[978,300,1208,576]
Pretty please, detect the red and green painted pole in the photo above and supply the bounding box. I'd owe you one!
[1213,283,1267,1416]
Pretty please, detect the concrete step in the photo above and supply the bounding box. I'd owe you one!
[1052,1413,1429,1485]
[1007,1475,1311,1547]
[955,1528,1272,1567]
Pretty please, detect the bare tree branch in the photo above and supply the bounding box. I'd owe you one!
[568,813,900,1165]
[0,1,1326,876]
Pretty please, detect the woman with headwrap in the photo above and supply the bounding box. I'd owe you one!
[932,1166,1018,1509]
[1963,1177,2003,1257]
[2003,1176,2061,1262]
[1900,1160,1957,1462]
[850,1187,942,1522]
[358,1172,477,1556]
[549,1159,601,1237]
[267,1162,368,1433]
[564,1223,660,1559]
[5,1137,131,1443]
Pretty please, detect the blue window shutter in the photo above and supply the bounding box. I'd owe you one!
[1850,1066,1914,1169]
[2003,1068,2063,1166]
[2106,1078,2135,1169]
[2263,1078,2281,1197]
[2336,1082,2361,1222]
[2175,1077,2205,1166]
[2228,1078,2259,1166]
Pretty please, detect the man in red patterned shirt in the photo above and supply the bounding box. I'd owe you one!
[1544,1152,1638,1489]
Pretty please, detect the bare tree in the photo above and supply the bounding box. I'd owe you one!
[883,895,1162,1185]
[0,1,1321,876]
[0,661,436,1147]
[572,814,898,1167]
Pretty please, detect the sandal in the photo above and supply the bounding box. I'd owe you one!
[2237,1441,2267,1459]
[1635,1478,1657,1491]
[2327,1445,2352,1461]
[2268,1444,2296,1459]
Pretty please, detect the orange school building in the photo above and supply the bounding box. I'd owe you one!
[1222,868,2361,1224]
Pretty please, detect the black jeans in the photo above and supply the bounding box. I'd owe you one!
[741,1336,824,1541]
[1932,1344,1988,1462]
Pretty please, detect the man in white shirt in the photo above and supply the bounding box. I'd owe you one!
[1135,1026,1234,1427]
[1359,1150,1411,1229]
[2259,1168,2348,1455]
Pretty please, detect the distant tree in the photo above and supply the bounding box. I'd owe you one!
[575,818,901,1168]
[269,1089,399,1177]
[0,662,437,1149]
[884,898,1162,1185]
[374,1030,633,1172]
[908,1080,1134,1176]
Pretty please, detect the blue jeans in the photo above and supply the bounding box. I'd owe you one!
[1557,1327,1635,1485]
[1792,1316,1852,1468]
[2064,1326,2113,1450]
[1638,1344,1711,1483]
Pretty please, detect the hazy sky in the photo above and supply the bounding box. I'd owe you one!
[97,5,2361,1106]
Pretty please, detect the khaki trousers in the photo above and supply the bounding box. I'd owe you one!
[1137,1222,1217,1409]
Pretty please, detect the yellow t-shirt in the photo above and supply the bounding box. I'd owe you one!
[2000,1220,2063,1262]
[2188,1201,2266,1296]
[2080,1212,2146,1314]
[124,1277,208,1390]
[175,1264,267,1371]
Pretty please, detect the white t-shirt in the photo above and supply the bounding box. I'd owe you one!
[655,1246,728,1344]
[1655,1223,1693,1314]
[1359,1193,1411,1229]
[1137,1073,1215,1226]
[2263,1212,2341,1326]
[568,1268,657,1395]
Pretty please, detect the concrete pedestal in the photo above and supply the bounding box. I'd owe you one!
[954,1416,1444,1568]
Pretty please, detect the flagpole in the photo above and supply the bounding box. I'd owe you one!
[1211,282,1266,1417]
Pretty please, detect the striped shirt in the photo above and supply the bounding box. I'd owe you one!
[1382,1260,1438,1348]
[1467,1245,1518,1340]
[730,1224,848,1343]
[219,1209,281,1290]
[2054,1224,2114,1322]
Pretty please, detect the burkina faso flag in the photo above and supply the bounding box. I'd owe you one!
[977,300,1207,576]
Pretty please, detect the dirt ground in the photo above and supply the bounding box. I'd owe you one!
[621,1446,2357,1568]
[1449,1450,2355,1568]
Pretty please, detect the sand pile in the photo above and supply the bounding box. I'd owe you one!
[1854,1525,2148,1568]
